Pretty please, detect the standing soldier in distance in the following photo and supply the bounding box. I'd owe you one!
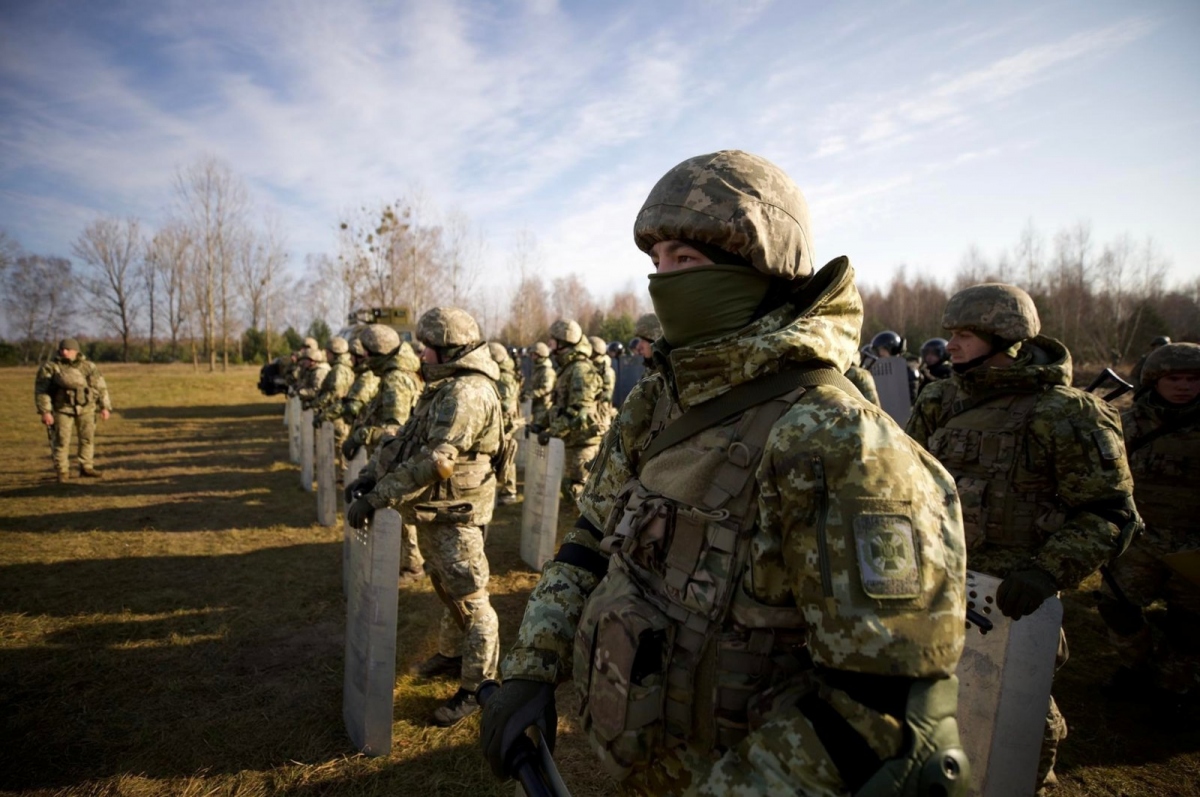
[482,150,968,796]
[295,346,330,411]
[906,283,1140,794]
[1129,335,1172,387]
[629,312,661,373]
[541,320,604,501]
[918,337,953,393]
[341,337,380,443]
[313,336,356,468]
[35,337,112,482]
[345,308,503,727]
[588,334,617,438]
[845,350,882,407]
[489,342,521,506]
[1099,342,1200,703]
[521,341,556,430]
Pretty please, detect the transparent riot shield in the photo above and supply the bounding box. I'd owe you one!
[316,421,337,526]
[343,447,369,597]
[300,409,315,491]
[869,358,912,426]
[958,570,1063,797]
[343,507,402,756]
[288,396,301,463]
[520,437,564,571]
[516,399,533,472]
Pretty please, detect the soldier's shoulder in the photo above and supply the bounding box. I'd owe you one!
[912,378,954,410]
[1036,384,1120,426]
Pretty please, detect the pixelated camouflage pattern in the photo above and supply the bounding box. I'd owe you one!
[328,336,349,355]
[845,364,880,406]
[295,360,330,409]
[417,306,481,347]
[422,521,500,691]
[35,354,111,415]
[550,318,583,345]
[1140,341,1200,387]
[908,335,1134,588]
[634,312,662,342]
[353,344,422,452]
[633,150,813,281]
[590,339,617,406]
[521,355,557,428]
[546,346,604,446]
[342,368,379,423]
[314,352,356,422]
[1121,389,1199,540]
[358,323,400,355]
[941,283,1041,342]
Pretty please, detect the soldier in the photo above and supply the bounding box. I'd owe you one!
[845,350,882,407]
[341,336,381,433]
[918,337,952,392]
[589,335,616,406]
[35,337,113,482]
[312,336,356,466]
[294,346,330,410]
[520,341,556,430]
[343,324,426,585]
[344,307,503,727]
[482,150,969,796]
[630,312,661,371]
[541,320,604,501]
[1099,342,1200,703]
[1129,335,1172,387]
[489,341,521,505]
[872,330,920,403]
[906,283,1140,793]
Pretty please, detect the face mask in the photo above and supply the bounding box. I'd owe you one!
[647,265,772,349]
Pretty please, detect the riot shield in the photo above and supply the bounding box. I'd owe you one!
[284,392,292,427]
[316,421,337,526]
[958,570,1062,797]
[344,507,402,756]
[869,357,912,426]
[288,396,301,463]
[613,355,645,408]
[520,437,564,571]
[343,447,369,597]
[300,409,315,492]
[516,399,533,472]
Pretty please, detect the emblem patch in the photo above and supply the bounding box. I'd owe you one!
[853,514,920,599]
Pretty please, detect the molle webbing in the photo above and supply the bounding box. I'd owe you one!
[638,366,861,469]
[1127,408,1199,455]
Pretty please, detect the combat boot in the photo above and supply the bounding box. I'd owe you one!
[412,653,462,680]
[430,687,478,727]
[79,466,102,478]
[397,569,425,588]
[56,470,69,484]
[497,493,521,506]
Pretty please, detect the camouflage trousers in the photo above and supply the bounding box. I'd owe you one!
[1099,532,1200,695]
[331,417,350,471]
[400,507,425,575]
[562,442,600,502]
[1038,630,1070,792]
[497,431,518,498]
[420,522,499,691]
[51,410,96,474]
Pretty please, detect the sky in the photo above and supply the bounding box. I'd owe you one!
[2,0,1198,317]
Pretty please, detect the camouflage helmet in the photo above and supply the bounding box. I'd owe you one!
[634,313,662,341]
[327,336,349,355]
[359,323,401,356]
[303,336,318,350]
[1141,342,1200,387]
[299,346,326,363]
[634,150,813,281]
[417,306,481,348]
[348,336,367,358]
[487,341,510,364]
[533,342,551,358]
[942,283,1041,342]
[588,336,607,358]
[549,318,583,346]
[58,337,81,351]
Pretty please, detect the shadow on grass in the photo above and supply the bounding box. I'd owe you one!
[0,543,365,791]
[119,403,284,421]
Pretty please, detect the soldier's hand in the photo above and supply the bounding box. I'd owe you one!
[996,567,1058,620]
[537,430,551,446]
[100,409,110,421]
[480,678,557,779]
[41,412,54,426]
[344,476,375,505]
[345,496,375,529]
[341,438,360,460]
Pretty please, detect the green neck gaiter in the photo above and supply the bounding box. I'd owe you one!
[648,265,772,348]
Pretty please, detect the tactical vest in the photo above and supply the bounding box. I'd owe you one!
[552,358,603,446]
[572,383,811,778]
[925,388,1063,552]
[49,364,96,413]
[1127,414,1198,535]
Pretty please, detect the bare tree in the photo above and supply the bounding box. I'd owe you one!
[236,217,288,360]
[72,217,143,362]
[3,254,77,363]
[551,273,596,323]
[146,220,194,360]
[443,210,486,307]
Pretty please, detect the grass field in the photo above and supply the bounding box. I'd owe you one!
[1,364,1196,796]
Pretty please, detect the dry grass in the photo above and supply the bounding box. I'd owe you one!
[0,364,1196,796]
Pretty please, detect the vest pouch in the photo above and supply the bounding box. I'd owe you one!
[953,477,988,550]
[449,458,493,493]
[411,500,476,525]
[573,567,671,776]
[662,508,738,622]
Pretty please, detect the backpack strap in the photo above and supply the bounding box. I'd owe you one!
[1127,408,1200,455]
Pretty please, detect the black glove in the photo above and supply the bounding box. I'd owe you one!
[344,476,375,505]
[346,496,376,529]
[996,567,1058,620]
[537,430,551,446]
[341,437,361,460]
[480,679,557,779]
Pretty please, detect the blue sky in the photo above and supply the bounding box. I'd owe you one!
[2,0,1198,309]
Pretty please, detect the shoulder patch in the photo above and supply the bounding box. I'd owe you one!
[1092,428,1123,463]
[853,513,921,599]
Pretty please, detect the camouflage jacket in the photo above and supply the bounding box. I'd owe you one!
[35,355,111,415]
[844,364,880,406]
[313,353,355,422]
[495,360,520,435]
[521,358,556,426]
[907,336,1136,588]
[296,362,330,408]
[363,344,503,526]
[1121,391,1199,540]
[341,367,380,424]
[354,348,423,452]
[592,353,616,405]
[547,347,605,446]
[502,257,966,686]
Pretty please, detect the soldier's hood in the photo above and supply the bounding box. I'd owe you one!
[422,341,500,383]
[499,360,515,374]
[658,256,862,409]
[554,345,590,367]
[332,352,352,368]
[379,345,422,375]
[953,335,1072,395]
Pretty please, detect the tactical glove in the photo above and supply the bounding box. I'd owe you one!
[996,567,1058,620]
[479,678,557,779]
[341,437,361,461]
[344,476,376,505]
[537,430,551,446]
[346,496,376,529]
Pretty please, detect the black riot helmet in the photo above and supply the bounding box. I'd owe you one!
[1151,336,1172,348]
[871,330,906,356]
[607,341,625,358]
[920,337,949,364]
